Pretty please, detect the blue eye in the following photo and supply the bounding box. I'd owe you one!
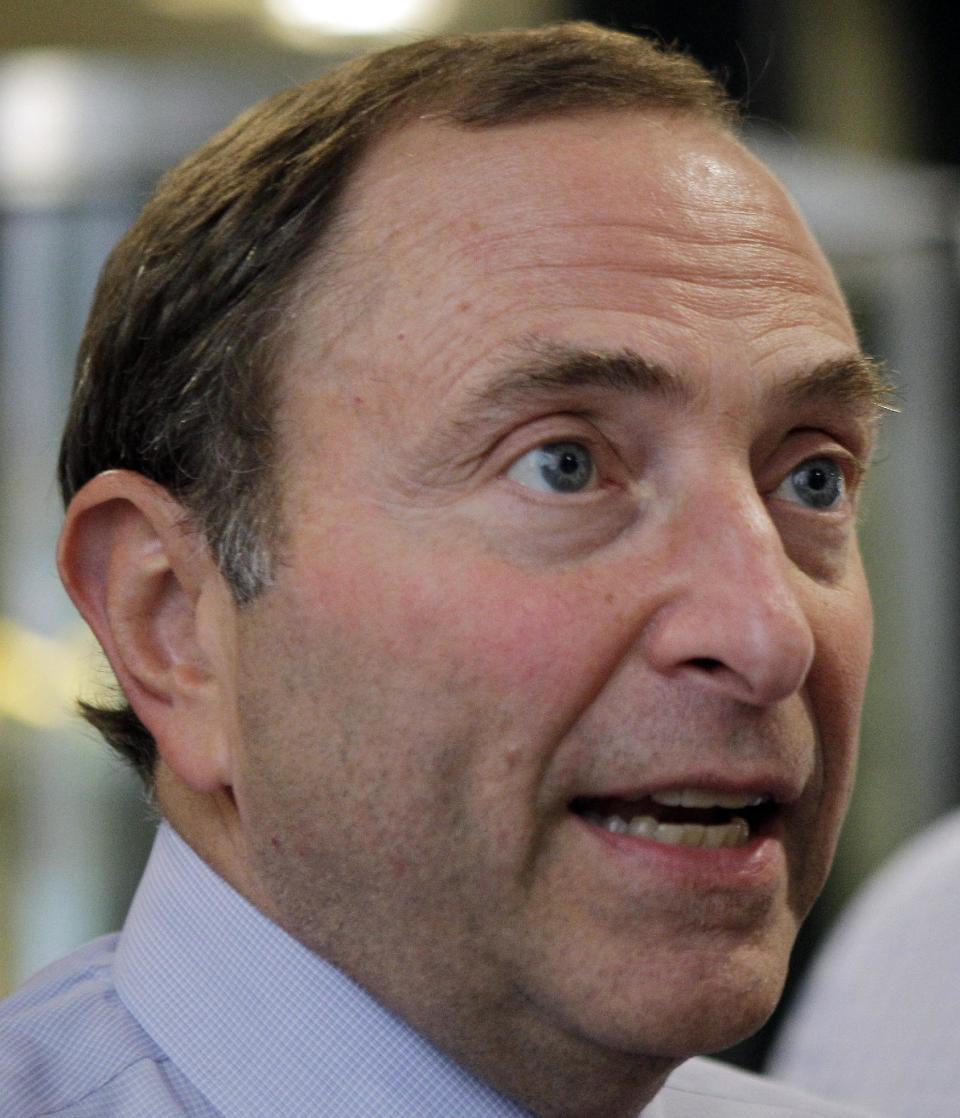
[507,441,597,494]
[776,456,845,509]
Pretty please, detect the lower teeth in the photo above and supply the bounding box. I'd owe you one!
[586,813,750,848]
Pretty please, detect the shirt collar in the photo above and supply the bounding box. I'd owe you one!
[115,822,533,1118]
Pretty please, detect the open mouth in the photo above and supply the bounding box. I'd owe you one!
[569,788,779,849]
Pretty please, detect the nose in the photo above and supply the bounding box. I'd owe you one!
[641,482,815,707]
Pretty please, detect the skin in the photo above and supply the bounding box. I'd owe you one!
[61,110,880,1118]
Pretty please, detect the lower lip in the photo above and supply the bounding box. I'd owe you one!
[572,812,786,888]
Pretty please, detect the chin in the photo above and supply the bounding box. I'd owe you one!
[546,940,790,1063]
[660,988,781,1059]
[627,959,787,1060]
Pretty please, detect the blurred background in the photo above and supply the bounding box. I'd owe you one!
[1,0,958,1071]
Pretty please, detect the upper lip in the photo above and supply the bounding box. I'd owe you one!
[569,773,807,809]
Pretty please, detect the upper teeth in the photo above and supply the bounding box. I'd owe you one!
[650,788,769,810]
[587,813,751,848]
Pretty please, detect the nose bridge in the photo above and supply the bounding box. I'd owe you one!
[646,473,815,706]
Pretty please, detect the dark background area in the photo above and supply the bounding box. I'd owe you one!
[574,0,960,163]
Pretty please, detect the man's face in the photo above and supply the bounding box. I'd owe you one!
[227,111,876,1088]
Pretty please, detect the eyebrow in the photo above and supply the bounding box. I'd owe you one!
[462,340,690,417]
[461,339,895,422]
[773,353,897,416]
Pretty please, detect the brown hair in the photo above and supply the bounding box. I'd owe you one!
[57,21,736,784]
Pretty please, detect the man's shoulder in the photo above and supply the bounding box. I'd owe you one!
[0,934,176,1117]
[657,1057,880,1116]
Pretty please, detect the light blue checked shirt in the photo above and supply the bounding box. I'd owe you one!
[0,823,879,1117]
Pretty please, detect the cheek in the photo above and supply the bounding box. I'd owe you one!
[807,571,873,811]
[236,542,633,915]
[821,576,872,726]
[291,535,629,726]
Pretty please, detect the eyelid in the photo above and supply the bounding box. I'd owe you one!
[793,423,870,479]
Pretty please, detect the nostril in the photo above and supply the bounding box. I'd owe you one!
[689,657,724,672]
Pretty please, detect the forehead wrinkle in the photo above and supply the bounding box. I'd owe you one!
[471,225,843,309]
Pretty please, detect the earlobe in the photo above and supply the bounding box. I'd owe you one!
[57,470,234,793]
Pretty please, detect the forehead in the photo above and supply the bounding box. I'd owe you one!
[280,110,857,430]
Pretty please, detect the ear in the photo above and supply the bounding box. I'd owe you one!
[57,470,236,793]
